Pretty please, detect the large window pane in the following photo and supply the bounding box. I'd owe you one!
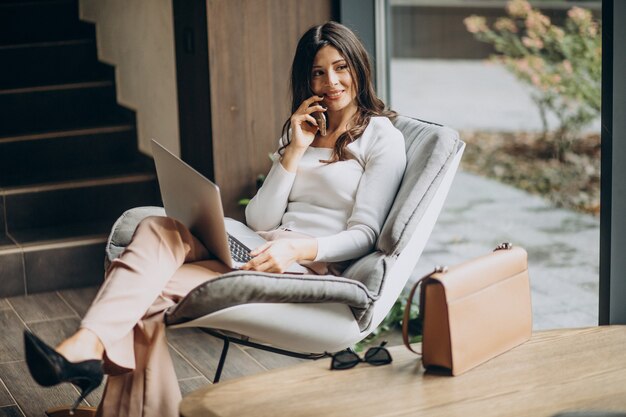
[387,0,601,330]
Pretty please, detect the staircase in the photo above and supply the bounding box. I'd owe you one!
[0,0,162,297]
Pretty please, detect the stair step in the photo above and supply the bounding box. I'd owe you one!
[0,82,135,137]
[3,172,162,232]
[0,39,113,90]
[0,121,136,142]
[9,222,111,246]
[21,233,107,294]
[0,0,93,46]
[0,233,106,296]
[0,79,111,94]
[1,162,156,190]
[0,155,153,188]
[0,0,64,2]
[0,124,138,179]
[0,234,25,297]
[0,0,74,3]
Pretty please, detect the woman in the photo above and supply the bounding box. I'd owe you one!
[24,21,406,417]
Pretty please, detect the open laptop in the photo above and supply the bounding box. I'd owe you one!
[151,139,308,273]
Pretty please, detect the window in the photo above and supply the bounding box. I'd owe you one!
[343,0,617,327]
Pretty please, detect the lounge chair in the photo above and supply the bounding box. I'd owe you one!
[104,115,465,382]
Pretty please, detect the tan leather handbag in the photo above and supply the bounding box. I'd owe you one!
[402,243,532,375]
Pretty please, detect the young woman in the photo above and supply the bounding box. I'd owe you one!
[24,21,406,417]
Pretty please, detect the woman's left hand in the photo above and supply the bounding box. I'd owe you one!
[241,238,317,273]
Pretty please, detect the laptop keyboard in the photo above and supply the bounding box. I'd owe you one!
[227,234,252,263]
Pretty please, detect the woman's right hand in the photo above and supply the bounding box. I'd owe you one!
[280,95,326,173]
[289,95,326,150]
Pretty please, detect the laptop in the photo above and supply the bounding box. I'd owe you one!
[150,139,308,273]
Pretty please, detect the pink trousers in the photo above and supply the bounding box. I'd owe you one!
[81,216,329,417]
[82,216,231,417]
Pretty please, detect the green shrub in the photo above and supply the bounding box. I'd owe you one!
[355,291,422,352]
[464,0,601,160]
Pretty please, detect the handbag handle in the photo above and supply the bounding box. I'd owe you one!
[402,266,447,355]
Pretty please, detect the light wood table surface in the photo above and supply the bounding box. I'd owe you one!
[180,326,626,417]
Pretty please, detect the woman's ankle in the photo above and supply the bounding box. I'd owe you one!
[56,328,104,362]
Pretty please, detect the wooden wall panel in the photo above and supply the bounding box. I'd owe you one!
[206,0,334,220]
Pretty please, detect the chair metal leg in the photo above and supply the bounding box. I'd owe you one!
[213,337,230,383]
[200,328,330,383]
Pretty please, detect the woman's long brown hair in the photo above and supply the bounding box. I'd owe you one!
[279,21,396,162]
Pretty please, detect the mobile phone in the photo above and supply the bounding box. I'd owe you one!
[312,111,327,136]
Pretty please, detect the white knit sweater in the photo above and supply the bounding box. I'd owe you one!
[245,116,406,262]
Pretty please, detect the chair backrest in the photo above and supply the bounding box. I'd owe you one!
[343,116,464,332]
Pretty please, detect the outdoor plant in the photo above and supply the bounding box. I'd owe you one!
[355,292,421,352]
[237,174,266,206]
[464,0,601,160]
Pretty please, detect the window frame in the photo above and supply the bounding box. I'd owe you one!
[599,0,626,324]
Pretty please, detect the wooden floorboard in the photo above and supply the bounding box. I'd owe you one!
[167,327,267,383]
[170,345,203,380]
[0,379,16,407]
[0,300,10,312]
[0,405,24,417]
[28,318,81,348]
[179,377,211,398]
[56,287,99,318]
[8,293,76,323]
[0,309,27,363]
[244,348,308,370]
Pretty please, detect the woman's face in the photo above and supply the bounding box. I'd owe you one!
[310,45,357,114]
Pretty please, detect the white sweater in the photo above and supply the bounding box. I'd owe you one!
[245,116,406,262]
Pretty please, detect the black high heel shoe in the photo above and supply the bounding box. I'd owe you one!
[24,330,104,414]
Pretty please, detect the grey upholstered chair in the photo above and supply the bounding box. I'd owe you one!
[105,116,465,381]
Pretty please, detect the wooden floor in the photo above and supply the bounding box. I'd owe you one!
[0,287,309,417]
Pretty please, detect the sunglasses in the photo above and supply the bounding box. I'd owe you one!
[328,341,392,370]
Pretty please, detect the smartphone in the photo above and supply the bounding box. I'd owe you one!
[312,111,327,136]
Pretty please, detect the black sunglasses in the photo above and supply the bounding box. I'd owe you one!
[328,341,392,370]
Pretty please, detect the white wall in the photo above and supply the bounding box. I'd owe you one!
[79,0,180,156]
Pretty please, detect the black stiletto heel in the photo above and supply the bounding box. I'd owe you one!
[24,330,104,414]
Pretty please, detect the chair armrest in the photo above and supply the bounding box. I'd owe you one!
[104,206,166,270]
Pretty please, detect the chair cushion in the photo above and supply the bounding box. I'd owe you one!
[104,206,166,270]
[164,271,374,327]
[378,116,461,256]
